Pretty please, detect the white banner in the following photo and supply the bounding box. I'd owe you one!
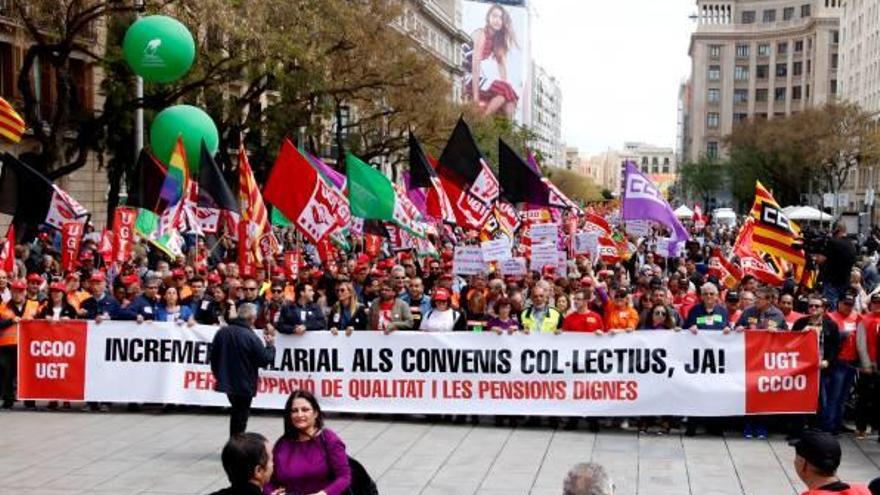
[530,243,558,271]
[17,321,820,417]
[480,238,512,262]
[529,223,558,244]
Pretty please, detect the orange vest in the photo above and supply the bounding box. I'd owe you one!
[0,300,40,346]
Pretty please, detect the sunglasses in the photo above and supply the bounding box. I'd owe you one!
[336,288,348,294]
[808,303,823,309]
[271,289,283,294]
[653,310,667,316]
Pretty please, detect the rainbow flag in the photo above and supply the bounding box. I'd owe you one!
[159,136,188,206]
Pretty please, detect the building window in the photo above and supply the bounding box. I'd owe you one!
[776,63,788,77]
[641,156,648,165]
[708,65,721,81]
[742,10,755,23]
[756,88,768,101]
[831,53,838,69]
[708,112,720,128]
[793,61,803,76]
[807,59,811,73]
[734,112,749,123]
[707,141,719,159]
[801,4,811,17]
[0,42,12,99]
[708,88,720,103]
[832,30,839,44]
[806,84,810,98]
[794,40,804,52]
[736,43,750,58]
[775,87,787,101]
[734,89,748,103]
[763,9,776,22]
[792,85,802,99]
[783,6,795,20]
[757,64,769,78]
[735,65,749,81]
[777,42,788,54]
[831,79,838,94]
[664,157,670,166]
[709,44,722,59]
[758,43,771,57]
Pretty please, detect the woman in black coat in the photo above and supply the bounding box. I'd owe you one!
[328,282,369,335]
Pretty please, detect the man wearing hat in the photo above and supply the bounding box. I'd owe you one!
[790,430,870,494]
[25,273,45,303]
[80,272,124,321]
[0,279,39,409]
[792,296,842,434]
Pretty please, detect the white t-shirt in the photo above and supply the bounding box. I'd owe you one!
[420,309,456,332]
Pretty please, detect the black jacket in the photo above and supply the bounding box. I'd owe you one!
[277,302,327,333]
[327,303,369,330]
[36,302,79,320]
[210,317,275,398]
[792,315,841,364]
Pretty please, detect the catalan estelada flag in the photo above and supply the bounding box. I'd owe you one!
[0,97,25,143]
[749,181,805,268]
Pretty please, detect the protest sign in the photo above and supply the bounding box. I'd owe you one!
[480,237,512,262]
[499,257,527,276]
[573,232,599,257]
[530,243,558,271]
[453,246,486,275]
[529,223,558,245]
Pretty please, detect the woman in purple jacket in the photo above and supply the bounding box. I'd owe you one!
[265,390,351,495]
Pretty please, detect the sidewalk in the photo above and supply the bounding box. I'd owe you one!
[1,409,879,495]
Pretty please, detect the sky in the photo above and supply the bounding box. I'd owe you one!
[530,0,695,155]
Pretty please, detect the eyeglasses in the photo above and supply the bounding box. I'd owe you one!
[145,286,159,290]
[701,292,717,296]
[653,310,667,316]
[271,289,283,294]
[336,288,348,294]
[808,304,823,309]
[394,276,406,280]
[245,287,259,292]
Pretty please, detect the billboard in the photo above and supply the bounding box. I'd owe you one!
[461,1,531,124]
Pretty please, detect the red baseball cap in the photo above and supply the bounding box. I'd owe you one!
[10,279,26,290]
[90,272,106,283]
[580,277,594,286]
[433,287,451,301]
[49,282,66,292]
[207,273,222,285]
[26,273,42,283]
[80,251,94,261]
[121,274,140,287]
[172,268,186,278]
[542,266,557,276]
[65,272,80,281]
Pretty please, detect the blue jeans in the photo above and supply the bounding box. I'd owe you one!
[820,362,856,432]
[823,284,847,311]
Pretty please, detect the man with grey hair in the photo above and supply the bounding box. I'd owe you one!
[211,302,276,437]
[563,462,614,495]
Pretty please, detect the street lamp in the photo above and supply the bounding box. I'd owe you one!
[133,0,146,164]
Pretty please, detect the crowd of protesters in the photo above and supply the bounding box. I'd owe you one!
[4,214,880,443]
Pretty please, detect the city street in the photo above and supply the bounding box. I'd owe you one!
[2,409,879,495]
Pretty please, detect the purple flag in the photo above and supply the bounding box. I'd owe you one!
[622,161,689,243]
[403,171,429,218]
[305,152,347,190]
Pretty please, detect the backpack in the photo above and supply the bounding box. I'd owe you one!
[321,431,379,495]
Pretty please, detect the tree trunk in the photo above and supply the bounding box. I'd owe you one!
[334,99,345,171]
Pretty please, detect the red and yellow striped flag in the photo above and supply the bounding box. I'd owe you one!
[749,181,805,267]
[238,144,277,264]
[0,97,25,143]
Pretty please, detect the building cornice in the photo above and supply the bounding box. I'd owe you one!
[688,17,839,54]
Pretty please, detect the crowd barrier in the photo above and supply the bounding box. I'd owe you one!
[16,321,819,416]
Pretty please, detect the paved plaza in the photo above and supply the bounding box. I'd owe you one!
[2,409,880,495]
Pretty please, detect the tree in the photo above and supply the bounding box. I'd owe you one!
[678,156,723,208]
[544,168,603,204]
[724,102,880,210]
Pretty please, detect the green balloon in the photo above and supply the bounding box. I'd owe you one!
[123,15,195,83]
[150,105,218,173]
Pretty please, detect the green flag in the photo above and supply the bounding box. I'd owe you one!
[271,207,293,227]
[346,153,395,221]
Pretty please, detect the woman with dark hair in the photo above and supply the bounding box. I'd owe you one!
[487,297,519,333]
[155,286,195,325]
[266,390,351,495]
[639,303,676,330]
[468,2,519,118]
